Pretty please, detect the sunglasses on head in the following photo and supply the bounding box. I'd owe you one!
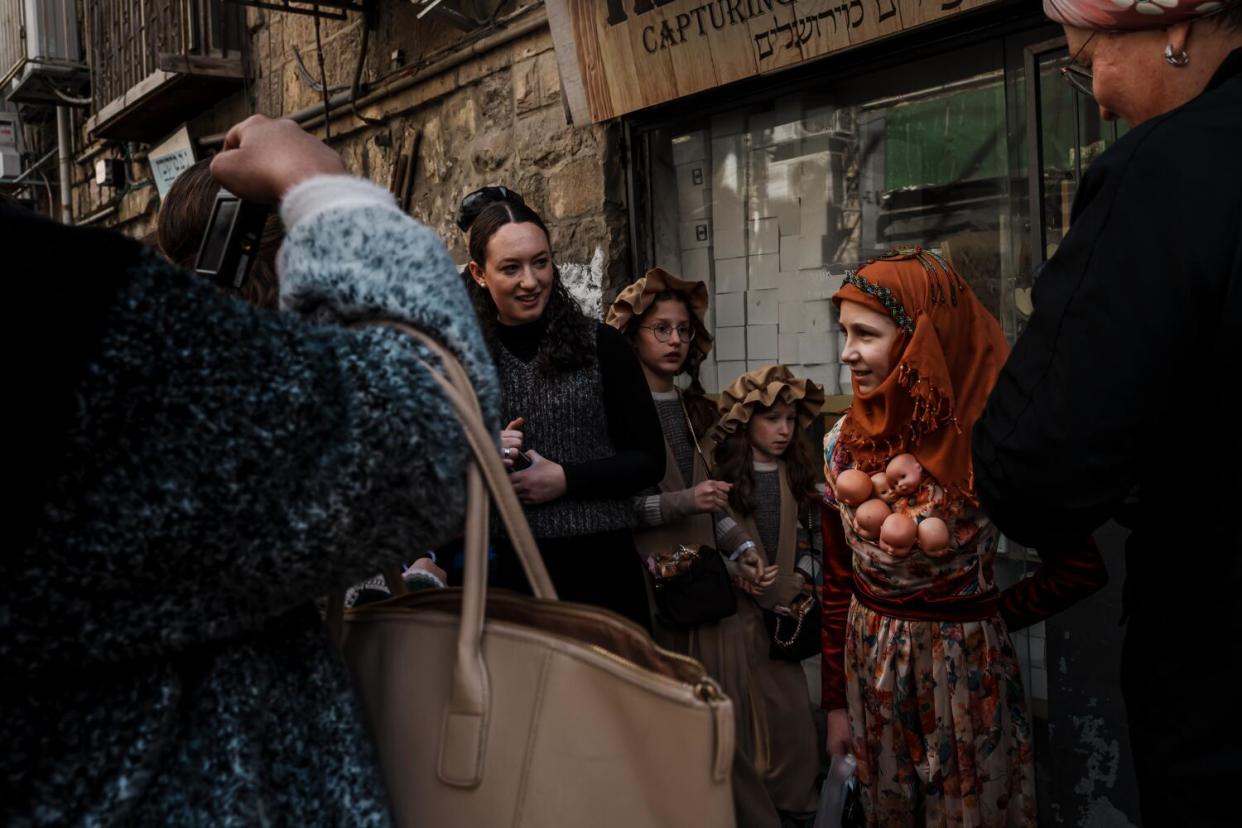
[456,185,527,232]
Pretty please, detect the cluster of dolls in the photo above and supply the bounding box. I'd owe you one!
[834,453,951,559]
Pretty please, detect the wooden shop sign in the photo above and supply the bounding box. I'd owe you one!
[547,0,1004,123]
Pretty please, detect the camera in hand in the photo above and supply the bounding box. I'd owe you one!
[194,189,271,289]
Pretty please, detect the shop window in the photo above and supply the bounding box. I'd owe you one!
[633,29,1144,824]
[640,43,1017,397]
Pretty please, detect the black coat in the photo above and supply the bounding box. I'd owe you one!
[2,200,499,825]
[972,49,1242,826]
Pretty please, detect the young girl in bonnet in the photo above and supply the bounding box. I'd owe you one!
[712,365,825,822]
[821,249,1107,827]
[608,269,780,827]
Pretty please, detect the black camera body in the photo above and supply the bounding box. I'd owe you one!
[194,189,270,290]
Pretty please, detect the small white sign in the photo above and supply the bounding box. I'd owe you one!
[149,125,195,198]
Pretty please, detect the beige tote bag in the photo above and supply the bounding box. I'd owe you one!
[339,322,737,828]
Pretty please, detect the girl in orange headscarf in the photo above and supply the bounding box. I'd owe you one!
[819,249,1106,827]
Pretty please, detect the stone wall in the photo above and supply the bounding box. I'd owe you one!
[57,2,630,306]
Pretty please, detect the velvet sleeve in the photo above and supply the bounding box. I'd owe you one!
[998,536,1109,632]
[820,502,853,711]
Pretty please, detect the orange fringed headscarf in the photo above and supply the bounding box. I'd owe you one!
[832,249,1009,503]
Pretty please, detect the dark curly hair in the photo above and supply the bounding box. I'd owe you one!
[466,201,595,375]
[621,288,717,439]
[712,410,818,517]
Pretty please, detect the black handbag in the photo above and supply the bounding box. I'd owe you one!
[647,393,738,629]
[764,508,822,662]
[650,544,738,628]
[764,591,821,662]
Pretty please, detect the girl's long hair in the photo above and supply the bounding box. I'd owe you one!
[466,201,594,374]
[620,288,716,439]
[712,409,817,516]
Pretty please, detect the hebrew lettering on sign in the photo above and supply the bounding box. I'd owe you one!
[549,0,1003,122]
[794,16,817,47]
[848,0,865,28]
[755,28,775,59]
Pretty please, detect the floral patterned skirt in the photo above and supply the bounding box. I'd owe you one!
[844,599,1036,827]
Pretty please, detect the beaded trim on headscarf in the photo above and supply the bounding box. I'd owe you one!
[842,247,956,335]
[842,271,915,334]
[836,246,994,504]
[914,248,968,309]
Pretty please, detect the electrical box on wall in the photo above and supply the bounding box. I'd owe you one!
[0,0,90,106]
[0,107,21,180]
[95,157,126,188]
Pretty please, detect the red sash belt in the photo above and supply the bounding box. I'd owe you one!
[852,574,999,623]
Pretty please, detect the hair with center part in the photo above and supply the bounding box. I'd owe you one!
[466,201,595,374]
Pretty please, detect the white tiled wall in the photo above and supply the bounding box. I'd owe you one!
[746,325,778,361]
[746,289,779,325]
[717,292,746,327]
[671,108,853,394]
[715,326,746,362]
[715,257,747,294]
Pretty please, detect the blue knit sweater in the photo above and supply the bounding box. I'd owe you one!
[2,201,498,825]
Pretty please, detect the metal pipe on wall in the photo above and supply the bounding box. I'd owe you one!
[56,106,73,224]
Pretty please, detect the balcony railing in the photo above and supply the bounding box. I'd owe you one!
[85,0,246,141]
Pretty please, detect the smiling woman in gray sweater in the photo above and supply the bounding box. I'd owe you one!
[2,117,498,826]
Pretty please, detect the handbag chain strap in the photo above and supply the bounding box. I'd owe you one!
[772,612,805,648]
[679,389,722,550]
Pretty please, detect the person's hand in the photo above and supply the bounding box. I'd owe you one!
[500,417,525,470]
[826,708,852,756]
[209,115,345,204]
[736,562,780,596]
[690,480,732,513]
[405,557,447,585]
[735,546,765,583]
[509,450,566,505]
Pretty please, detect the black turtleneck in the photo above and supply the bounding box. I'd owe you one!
[495,317,665,499]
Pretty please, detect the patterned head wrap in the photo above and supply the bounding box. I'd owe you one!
[1043,0,1233,31]
[832,249,1009,504]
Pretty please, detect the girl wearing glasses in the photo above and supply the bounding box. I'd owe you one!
[465,201,664,628]
[607,270,781,827]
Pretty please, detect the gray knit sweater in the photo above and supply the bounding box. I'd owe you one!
[2,191,497,826]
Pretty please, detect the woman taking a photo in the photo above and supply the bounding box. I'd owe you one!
[465,202,664,627]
